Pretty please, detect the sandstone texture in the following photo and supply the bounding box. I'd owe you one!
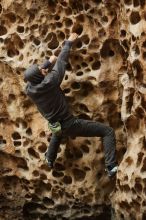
[0,0,146,219]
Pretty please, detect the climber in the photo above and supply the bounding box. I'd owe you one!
[24,33,118,177]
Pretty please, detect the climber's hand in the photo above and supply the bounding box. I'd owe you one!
[68,33,78,42]
[41,68,48,76]
[49,55,57,64]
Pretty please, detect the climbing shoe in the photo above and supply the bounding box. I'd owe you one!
[45,153,54,169]
[106,165,118,177]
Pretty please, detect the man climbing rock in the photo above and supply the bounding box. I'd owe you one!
[24,33,118,177]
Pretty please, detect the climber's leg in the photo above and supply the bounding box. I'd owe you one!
[64,118,118,176]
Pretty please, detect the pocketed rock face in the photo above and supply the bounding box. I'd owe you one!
[0,0,146,219]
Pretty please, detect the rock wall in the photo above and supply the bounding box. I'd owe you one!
[0,0,146,219]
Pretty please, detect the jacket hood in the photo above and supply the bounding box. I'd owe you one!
[24,64,44,85]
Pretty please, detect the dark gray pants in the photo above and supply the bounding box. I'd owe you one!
[46,117,117,167]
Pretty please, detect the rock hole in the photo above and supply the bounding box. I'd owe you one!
[135,182,142,193]
[123,184,131,192]
[125,156,133,165]
[84,166,91,171]
[17,26,24,33]
[124,0,132,5]
[56,22,62,28]
[54,163,65,171]
[137,152,144,166]
[43,197,54,206]
[141,157,146,172]
[82,35,90,45]
[28,11,35,22]
[76,14,84,22]
[66,62,72,71]
[52,170,64,178]
[0,4,2,14]
[40,164,51,172]
[120,213,125,219]
[39,131,46,138]
[109,50,115,57]
[76,71,83,76]
[134,45,140,55]
[0,38,3,43]
[101,16,108,23]
[33,38,41,46]
[7,48,19,57]
[82,62,88,68]
[85,139,91,145]
[31,24,38,30]
[73,24,83,35]
[98,28,106,37]
[12,132,21,140]
[71,82,81,90]
[65,7,72,16]
[132,59,143,81]
[0,137,6,147]
[25,194,32,200]
[92,61,101,70]
[81,144,89,153]
[26,127,32,136]
[120,29,126,37]
[38,143,47,153]
[22,99,33,108]
[15,118,27,128]
[0,78,3,84]
[28,147,40,159]
[63,88,71,94]
[8,94,16,103]
[133,0,140,7]
[5,12,16,23]
[46,183,52,191]
[17,158,28,170]
[72,168,86,181]
[62,175,72,184]
[13,141,21,147]
[80,81,93,96]
[65,18,73,27]
[15,150,21,156]
[64,75,68,80]
[55,15,60,21]
[65,148,73,159]
[140,0,145,7]
[23,139,30,147]
[57,31,65,41]
[97,172,103,179]
[142,52,146,60]
[19,54,23,61]
[130,11,141,24]
[85,3,90,11]
[0,25,7,36]
[82,49,87,55]
[73,147,83,159]
[142,41,146,48]
[40,173,47,180]
[79,103,89,113]
[135,107,145,119]
[32,170,39,177]
[119,201,131,210]
[76,40,82,48]
[142,212,146,220]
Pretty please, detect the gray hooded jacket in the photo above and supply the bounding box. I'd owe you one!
[24,41,73,123]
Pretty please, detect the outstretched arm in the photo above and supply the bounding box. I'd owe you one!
[44,33,78,86]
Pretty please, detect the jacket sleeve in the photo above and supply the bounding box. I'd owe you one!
[41,60,52,69]
[43,40,72,86]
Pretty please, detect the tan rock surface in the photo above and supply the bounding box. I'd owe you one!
[0,0,146,219]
